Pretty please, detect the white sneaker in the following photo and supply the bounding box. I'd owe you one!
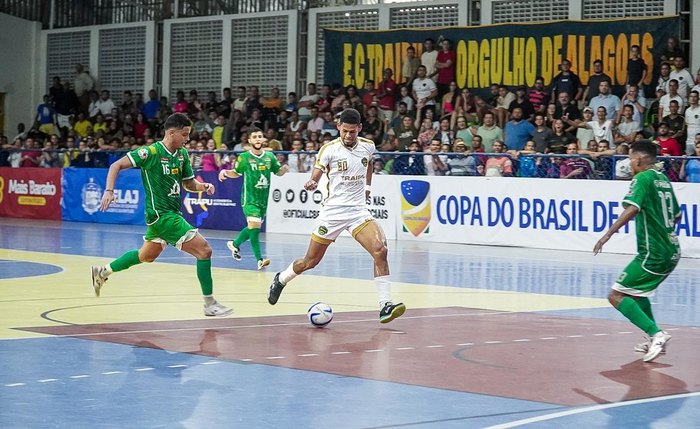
[257,259,270,270]
[634,335,666,354]
[203,301,233,317]
[91,265,109,297]
[226,241,242,261]
[643,331,671,362]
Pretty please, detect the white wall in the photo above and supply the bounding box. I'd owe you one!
[0,13,42,138]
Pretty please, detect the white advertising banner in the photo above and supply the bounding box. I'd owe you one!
[266,173,397,239]
[395,177,700,259]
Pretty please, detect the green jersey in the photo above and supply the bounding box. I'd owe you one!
[234,150,281,208]
[622,169,681,272]
[127,142,193,225]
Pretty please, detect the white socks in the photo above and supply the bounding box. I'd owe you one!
[375,275,391,308]
[280,263,298,285]
[203,295,216,306]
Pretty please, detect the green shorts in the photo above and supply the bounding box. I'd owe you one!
[612,256,678,297]
[242,204,266,222]
[144,212,197,250]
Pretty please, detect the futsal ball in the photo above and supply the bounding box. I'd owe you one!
[307,302,333,327]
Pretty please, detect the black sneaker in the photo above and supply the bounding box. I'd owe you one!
[267,273,285,305]
[379,302,406,323]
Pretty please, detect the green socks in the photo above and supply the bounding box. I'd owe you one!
[233,227,250,248]
[617,296,659,336]
[110,249,141,272]
[249,228,262,260]
[196,259,213,296]
[636,297,655,322]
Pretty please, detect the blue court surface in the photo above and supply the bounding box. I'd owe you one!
[1,217,699,429]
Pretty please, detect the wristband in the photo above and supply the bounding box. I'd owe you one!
[104,189,114,192]
[365,184,371,191]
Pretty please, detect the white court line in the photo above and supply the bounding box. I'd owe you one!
[483,391,700,429]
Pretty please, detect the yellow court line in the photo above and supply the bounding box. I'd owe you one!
[0,249,608,339]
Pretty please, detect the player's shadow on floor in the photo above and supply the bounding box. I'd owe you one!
[573,359,688,428]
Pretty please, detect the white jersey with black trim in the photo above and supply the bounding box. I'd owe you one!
[314,137,375,208]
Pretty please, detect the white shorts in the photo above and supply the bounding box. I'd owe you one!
[56,114,73,129]
[311,205,374,243]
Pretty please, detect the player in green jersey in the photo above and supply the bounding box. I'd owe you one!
[90,113,233,317]
[218,126,289,270]
[594,140,681,362]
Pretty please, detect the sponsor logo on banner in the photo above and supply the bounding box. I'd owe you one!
[401,180,431,237]
[0,167,62,220]
[81,178,102,214]
[181,172,242,229]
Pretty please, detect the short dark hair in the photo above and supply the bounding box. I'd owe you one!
[338,108,362,125]
[630,140,658,160]
[248,126,263,135]
[164,113,192,130]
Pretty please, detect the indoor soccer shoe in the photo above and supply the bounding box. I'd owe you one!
[91,265,109,297]
[379,302,406,324]
[203,301,233,317]
[257,259,270,270]
[267,273,285,305]
[226,241,242,261]
[643,331,671,362]
[634,336,666,354]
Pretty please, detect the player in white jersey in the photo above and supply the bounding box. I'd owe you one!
[267,108,406,323]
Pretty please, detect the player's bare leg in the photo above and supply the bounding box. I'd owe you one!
[268,238,330,305]
[355,220,405,323]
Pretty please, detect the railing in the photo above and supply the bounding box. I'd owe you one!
[3,149,699,183]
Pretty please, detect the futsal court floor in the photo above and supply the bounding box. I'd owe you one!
[1,217,699,428]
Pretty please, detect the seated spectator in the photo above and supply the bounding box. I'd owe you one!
[476,111,503,152]
[388,102,410,130]
[655,123,682,156]
[614,105,640,145]
[508,86,535,120]
[321,111,339,138]
[173,90,188,113]
[560,143,593,179]
[441,81,460,118]
[392,140,425,175]
[423,138,449,176]
[620,84,646,131]
[373,157,388,175]
[574,107,595,148]
[446,139,477,176]
[680,136,700,182]
[554,91,581,133]
[658,79,684,119]
[386,115,418,152]
[416,117,437,150]
[287,138,306,173]
[614,143,632,180]
[435,117,453,147]
[547,118,576,154]
[493,85,515,128]
[661,100,685,142]
[509,139,538,177]
[483,140,513,177]
[531,113,553,153]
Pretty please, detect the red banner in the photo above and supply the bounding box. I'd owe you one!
[0,167,62,220]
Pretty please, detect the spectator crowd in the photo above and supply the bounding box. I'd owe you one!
[2,34,700,183]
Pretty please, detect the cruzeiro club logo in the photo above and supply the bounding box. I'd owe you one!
[401,180,430,237]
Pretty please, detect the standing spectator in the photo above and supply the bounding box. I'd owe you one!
[361,79,378,112]
[233,86,247,113]
[35,95,56,136]
[528,76,549,113]
[50,77,78,133]
[392,140,424,175]
[187,90,203,116]
[620,85,646,131]
[173,91,188,113]
[401,46,420,85]
[660,36,684,65]
[684,90,700,154]
[483,140,513,177]
[550,59,583,103]
[655,62,672,96]
[94,90,116,117]
[661,100,685,142]
[504,107,535,151]
[306,107,324,134]
[583,60,612,103]
[655,123,682,156]
[387,115,418,151]
[74,64,94,116]
[218,87,234,118]
[315,84,333,114]
[658,79,685,119]
[476,112,503,152]
[377,68,397,122]
[412,65,438,117]
[133,113,150,140]
[446,139,477,176]
[262,87,284,127]
[204,91,218,113]
[670,57,694,100]
[625,45,648,90]
[531,113,553,153]
[554,91,581,133]
[421,38,438,82]
[435,38,456,99]
[142,90,161,123]
[589,81,621,120]
[298,83,320,121]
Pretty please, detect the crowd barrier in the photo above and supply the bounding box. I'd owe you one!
[2,166,699,258]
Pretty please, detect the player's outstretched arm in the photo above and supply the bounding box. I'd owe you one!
[183,178,215,195]
[100,156,132,212]
[304,166,324,190]
[217,169,240,181]
[593,204,639,254]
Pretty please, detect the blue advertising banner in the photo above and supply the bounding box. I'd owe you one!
[181,171,250,232]
[62,167,145,225]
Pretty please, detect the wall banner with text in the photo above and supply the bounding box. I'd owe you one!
[323,16,680,97]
